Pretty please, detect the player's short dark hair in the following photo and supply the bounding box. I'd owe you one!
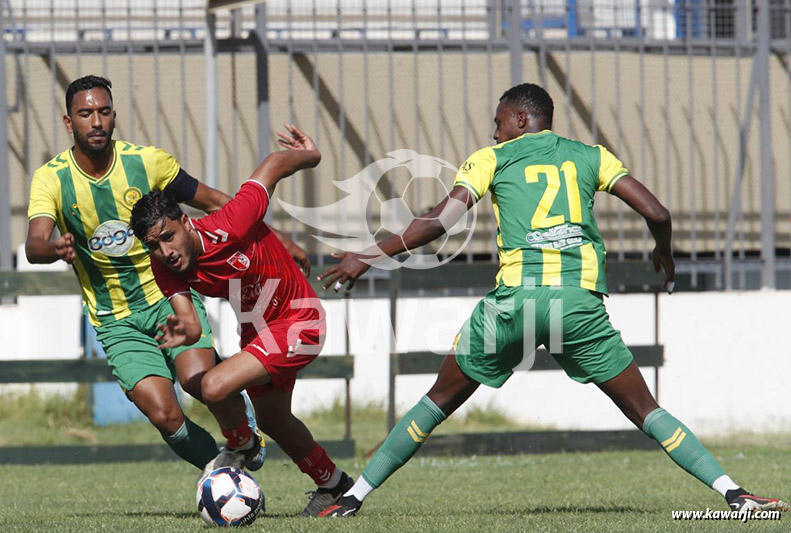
[129,189,183,242]
[499,83,554,127]
[65,75,113,114]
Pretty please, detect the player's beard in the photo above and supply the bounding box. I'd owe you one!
[181,253,197,273]
[179,243,198,273]
[73,121,114,156]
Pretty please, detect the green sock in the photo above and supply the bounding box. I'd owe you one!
[642,408,726,487]
[163,417,220,469]
[362,396,447,488]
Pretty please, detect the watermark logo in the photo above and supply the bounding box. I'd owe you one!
[222,275,565,362]
[278,150,477,270]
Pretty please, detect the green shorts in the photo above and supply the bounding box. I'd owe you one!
[94,291,214,392]
[453,285,633,388]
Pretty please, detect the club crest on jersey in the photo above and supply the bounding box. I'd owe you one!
[123,187,142,207]
[227,251,250,271]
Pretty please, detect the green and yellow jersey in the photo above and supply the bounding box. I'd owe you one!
[454,130,628,295]
[28,140,182,326]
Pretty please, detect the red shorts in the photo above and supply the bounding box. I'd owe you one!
[241,315,325,396]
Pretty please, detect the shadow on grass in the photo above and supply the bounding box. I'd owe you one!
[255,513,308,519]
[115,511,302,519]
[366,505,652,518]
[114,511,196,519]
[524,505,652,515]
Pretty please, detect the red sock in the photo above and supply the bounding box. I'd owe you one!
[295,443,337,486]
[221,420,252,449]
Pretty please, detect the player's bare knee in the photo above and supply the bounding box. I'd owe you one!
[148,405,185,434]
[201,373,231,405]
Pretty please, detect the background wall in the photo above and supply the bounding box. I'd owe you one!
[2,285,789,437]
[6,51,791,260]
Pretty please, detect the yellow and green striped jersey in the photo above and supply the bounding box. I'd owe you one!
[454,130,628,295]
[28,141,182,326]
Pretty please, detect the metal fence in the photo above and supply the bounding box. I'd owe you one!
[2,0,790,290]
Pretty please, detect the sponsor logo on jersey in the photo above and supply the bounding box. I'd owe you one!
[526,223,584,251]
[227,251,251,271]
[206,228,229,244]
[123,187,143,207]
[89,220,135,257]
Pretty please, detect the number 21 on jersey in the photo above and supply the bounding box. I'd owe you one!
[525,162,582,228]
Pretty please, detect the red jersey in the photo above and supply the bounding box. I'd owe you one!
[152,179,321,345]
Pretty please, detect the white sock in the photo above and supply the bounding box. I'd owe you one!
[345,476,375,501]
[712,475,740,497]
[318,467,343,489]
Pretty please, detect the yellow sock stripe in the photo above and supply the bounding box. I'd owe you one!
[406,426,425,443]
[665,432,687,453]
[661,427,683,448]
[410,421,429,438]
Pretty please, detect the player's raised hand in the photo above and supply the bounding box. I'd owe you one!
[277,123,317,152]
[155,314,189,349]
[317,252,372,292]
[276,123,321,169]
[54,233,76,264]
[652,246,676,294]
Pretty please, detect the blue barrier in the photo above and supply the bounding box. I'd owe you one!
[675,0,702,38]
[84,317,148,426]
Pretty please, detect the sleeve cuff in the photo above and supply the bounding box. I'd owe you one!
[244,179,271,199]
[454,181,482,200]
[28,213,57,222]
[604,172,628,193]
[166,291,191,301]
[243,179,271,220]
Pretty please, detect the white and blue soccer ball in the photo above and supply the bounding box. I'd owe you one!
[196,467,264,527]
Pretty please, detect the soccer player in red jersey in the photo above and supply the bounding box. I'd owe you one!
[130,124,352,517]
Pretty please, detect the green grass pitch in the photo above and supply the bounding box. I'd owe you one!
[1,447,788,532]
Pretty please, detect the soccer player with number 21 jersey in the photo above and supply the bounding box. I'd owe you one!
[316,83,788,517]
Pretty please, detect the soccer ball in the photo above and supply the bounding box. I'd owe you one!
[196,467,264,527]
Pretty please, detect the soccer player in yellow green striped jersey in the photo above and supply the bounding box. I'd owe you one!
[24,75,296,470]
[317,83,787,516]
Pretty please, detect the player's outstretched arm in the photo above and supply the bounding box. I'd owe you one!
[249,123,321,194]
[155,293,202,349]
[610,175,675,292]
[317,185,475,291]
[162,168,233,214]
[186,182,233,213]
[25,217,75,264]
